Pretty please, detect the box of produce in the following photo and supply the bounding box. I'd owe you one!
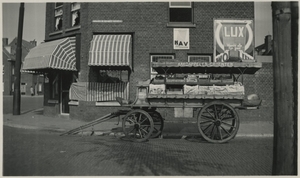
[149,84,166,94]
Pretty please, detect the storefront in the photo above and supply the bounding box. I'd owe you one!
[22,37,78,115]
[21,2,274,121]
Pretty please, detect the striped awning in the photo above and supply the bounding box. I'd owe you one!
[22,37,76,72]
[88,35,132,68]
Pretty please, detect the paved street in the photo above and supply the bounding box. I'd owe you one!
[3,126,273,176]
[3,95,43,114]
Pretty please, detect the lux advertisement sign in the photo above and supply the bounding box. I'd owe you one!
[174,28,189,50]
[214,19,255,62]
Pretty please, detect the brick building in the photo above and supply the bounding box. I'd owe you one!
[255,35,273,55]
[22,2,273,122]
[2,38,44,96]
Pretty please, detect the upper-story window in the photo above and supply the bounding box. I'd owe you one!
[54,3,63,31]
[71,3,80,27]
[169,2,192,23]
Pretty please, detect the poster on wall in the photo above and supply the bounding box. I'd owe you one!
[174,28,189,50]
[214,19,255,62]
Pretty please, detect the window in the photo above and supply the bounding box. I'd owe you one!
[71,3,80,27]
[188,55,211,62]
[98,70,128,83]
[54,3,63,31]
[95,70,129,104]
[169,2,192,23]
[150,55,174,79]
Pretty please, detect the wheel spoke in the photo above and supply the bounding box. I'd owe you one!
[138,130,143,138]
[133,129,137,138]
[127,127,135,134]
[140,124,151,127]
[210,125,216,138]
[220,125,231,136]
[140,128,149,135]
[217,126,223,140]
[127,118,136,124]
[202,123,213,134]
[200,120,213,125]
[214,104,219,119]
[221,121,236,128]
[201,115,215,120]
[222,116,235,121]
[205,108,216,119]
[221,108,232,119]
[139,116,147,124]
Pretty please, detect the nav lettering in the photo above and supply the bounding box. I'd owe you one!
[175,40,188,46]
[224,26,244,37]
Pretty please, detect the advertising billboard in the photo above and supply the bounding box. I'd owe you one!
[214,19,255,62]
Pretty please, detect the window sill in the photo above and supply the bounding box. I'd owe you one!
[167,22,196,28]
[48,99,59,104]
[65,25,81,32]
[69,100,79,106]
[95,101,121,106]
[49,30,63,36]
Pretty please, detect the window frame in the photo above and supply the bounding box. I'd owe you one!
[188,55,212,63]
[150,54,175,78]
[71,2,80,27]
[54,3,63,31]
[168,1,194,27]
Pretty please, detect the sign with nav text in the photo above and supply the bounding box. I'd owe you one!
[174,28,189,50]
[214,19,254,62]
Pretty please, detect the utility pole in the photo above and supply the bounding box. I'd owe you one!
[13,3,24,115]
[272,1,297,175]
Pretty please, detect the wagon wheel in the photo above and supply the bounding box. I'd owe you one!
[122,109,154,142]
[197,101,240,143]
[149,111,164,138]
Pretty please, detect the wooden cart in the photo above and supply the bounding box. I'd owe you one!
[62,61,262,144]
[117,61,262,143]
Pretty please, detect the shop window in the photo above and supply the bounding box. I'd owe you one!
[95,70,129,104]
[188,55,212,62]
[98,70,128,83]
[71,3,80,27]
[54,3,63,31]
[150,55,174,79]
[169,2,192,23]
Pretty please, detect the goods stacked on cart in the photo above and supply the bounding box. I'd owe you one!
[149,73,245,96]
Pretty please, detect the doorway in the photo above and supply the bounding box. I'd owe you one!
[60,72,73,114]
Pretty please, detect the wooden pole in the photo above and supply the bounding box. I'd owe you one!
[290,1,298,175]
[13,3,24,115]
[272,2,296,175]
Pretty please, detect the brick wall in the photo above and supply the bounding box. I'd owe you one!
[239,62,273,121]
[42,2,276,122]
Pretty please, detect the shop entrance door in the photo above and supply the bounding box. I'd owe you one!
[61,72,73,114]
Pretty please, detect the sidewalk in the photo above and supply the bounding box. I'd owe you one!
[3,108,274,138]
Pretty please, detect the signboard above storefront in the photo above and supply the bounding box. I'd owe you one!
[174,28,189,50]
[214,19,255,62]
